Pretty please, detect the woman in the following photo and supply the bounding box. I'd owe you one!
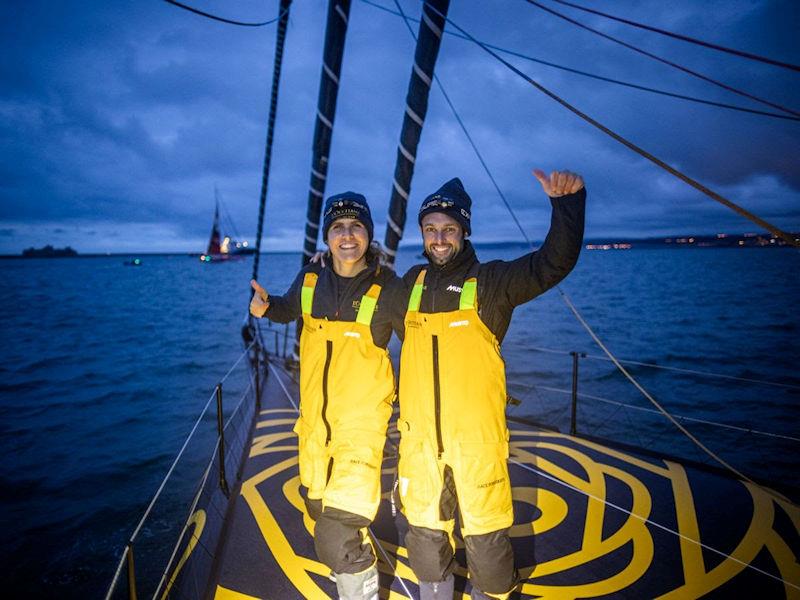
[250,192,396,600]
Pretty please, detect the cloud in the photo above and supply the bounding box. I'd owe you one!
[0,0,797,253]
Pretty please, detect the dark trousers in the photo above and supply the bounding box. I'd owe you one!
[303,491,376,574]
[404,466,517,595]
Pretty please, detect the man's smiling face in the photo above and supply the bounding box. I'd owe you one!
[421,212,464,266]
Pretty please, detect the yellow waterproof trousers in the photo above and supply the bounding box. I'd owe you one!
[294,273,395,521]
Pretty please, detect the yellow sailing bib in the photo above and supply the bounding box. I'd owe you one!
[398,269,513,536]
[294,272,395,521]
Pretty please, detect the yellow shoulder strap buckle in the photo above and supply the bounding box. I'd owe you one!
[407,269,426,312]
[356,283,382,326]
[459,278,477,310]
[301,272,318,316]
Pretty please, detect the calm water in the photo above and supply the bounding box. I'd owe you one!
[1,247,798,598]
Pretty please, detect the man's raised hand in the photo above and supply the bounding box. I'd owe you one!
[533,169,584,198]
[250,279,270,317]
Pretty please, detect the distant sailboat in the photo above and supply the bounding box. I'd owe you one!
[200,188,254,262]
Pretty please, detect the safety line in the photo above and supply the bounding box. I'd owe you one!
[359,0,798,122]
[267,361,414,598]
[421,2,799,247]
[163,0,289,27]
[508,458,800,591]
[220,341,256,384]
[547,0,800,72]
[527,345,800,390]
[556,290,769,490]
[523,0,800,117]
[532,384,800,443]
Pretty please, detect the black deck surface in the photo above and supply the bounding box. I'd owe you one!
[198,360,799,599]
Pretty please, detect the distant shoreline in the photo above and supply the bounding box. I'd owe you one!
[2,233,796,259]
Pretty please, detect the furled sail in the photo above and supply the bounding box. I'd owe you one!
[301,0,353,264]
[383,0,450,265]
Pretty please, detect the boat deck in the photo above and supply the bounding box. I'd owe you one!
[202,360,799,599]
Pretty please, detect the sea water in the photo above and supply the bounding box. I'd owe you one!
[1,247,798,598]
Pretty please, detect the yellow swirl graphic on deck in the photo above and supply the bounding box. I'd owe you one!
[160,509,207,600]
[234,414,799,599]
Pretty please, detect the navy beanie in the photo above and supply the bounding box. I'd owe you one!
[418,178,472,236]
[322,192,374,242]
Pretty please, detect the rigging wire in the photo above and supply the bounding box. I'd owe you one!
[522,0,800,118]
[422,3,799,248]
[547,0,800,73]
[396,2,796,494]
[163,0,288,27]
[527,345,800,390]
[360,0,798,122]
[534,385,800,443]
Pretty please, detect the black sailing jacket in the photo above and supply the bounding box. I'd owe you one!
[392,189,586,343]
[265,258,398,349]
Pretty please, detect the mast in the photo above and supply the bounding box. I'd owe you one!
[383,0,450,266]
[207,199,222,255]
[301,0,353,265]
[251,0,293,283]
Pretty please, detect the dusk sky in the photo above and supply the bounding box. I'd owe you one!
[1,0,798,253]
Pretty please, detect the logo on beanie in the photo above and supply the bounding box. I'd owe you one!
[325,199,367,218]
[420,195,455,211]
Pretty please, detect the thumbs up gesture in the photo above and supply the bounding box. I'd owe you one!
[250,279,270,318]
[533,169,584,198]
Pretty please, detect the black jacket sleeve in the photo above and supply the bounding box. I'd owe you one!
[264,269,305,324]
[487,188,585,308]
[384,274,411,342]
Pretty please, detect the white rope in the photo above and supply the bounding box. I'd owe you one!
[557,289,759,486]
[527,345,800,390]
[220,341,255,384]
[104,547,128,600]
[107,342,254,599]
[508,458,799,591]
[533,385,800,443]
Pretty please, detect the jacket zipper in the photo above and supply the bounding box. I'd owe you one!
[321,340,333,445]
[431,335,444,458]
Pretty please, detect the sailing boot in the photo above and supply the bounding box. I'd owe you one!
[419,573,455,600]
[470,586,513,600]
[334,564,379,600]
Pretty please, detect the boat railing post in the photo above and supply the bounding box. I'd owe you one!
[282,325,289,358]
[570,351,583,435]
[216,383,230,497]
[255,342,261,411]
[126,543,137,600]
[274,330,279,355]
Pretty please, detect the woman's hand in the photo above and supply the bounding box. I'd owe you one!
[309,250,328,267]
[250,279,270,317]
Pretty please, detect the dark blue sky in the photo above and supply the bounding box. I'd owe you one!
[1,0,798,253]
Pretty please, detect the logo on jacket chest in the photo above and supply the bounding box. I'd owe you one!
[445,284,462,293]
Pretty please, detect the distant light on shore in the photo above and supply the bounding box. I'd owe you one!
[585,243,632,250]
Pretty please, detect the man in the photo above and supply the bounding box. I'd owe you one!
[393,169,585,599]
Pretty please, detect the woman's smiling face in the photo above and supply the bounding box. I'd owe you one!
[327,217,369,265]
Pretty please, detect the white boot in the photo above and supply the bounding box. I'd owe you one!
[334,564,379,600]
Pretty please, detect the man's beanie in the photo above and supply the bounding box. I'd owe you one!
[418,177,472,236]
[322,192,374,242]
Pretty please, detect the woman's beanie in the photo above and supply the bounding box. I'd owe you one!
[322,192,374,242]
[418,177,472,235]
